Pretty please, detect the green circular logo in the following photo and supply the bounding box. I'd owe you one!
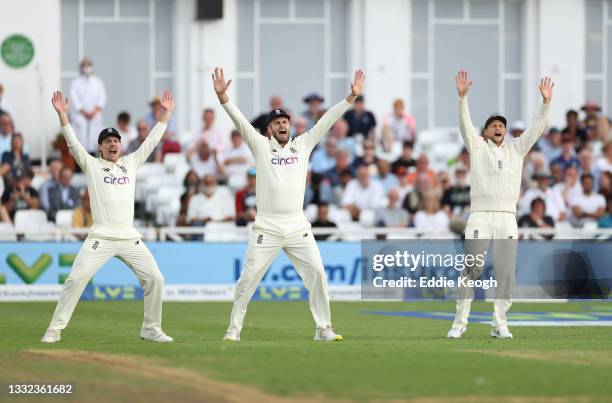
[1,34,35,68]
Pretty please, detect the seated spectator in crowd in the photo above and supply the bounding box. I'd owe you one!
[595,140,612,174]
[538,127,562,162]
[311,137,337,174]
[407,155,435,188]
[598,196,612,228]
[331,169,354,206]
[47,167,79,221]
[176,170,200,226]
[144,95,176,137]
[39,159,63,212]
[293,116,308,137]
[381,99,416,143]
[311,202,337,240]
[187,141,223,179]
[395,166,413,204]
[302,93,325,129]
[186,175,235,225]
[1,173,40,219]
[159,130,181,160]
[235,168,257,226]
[441,163,470,218]
[377,126,402,163]
[553,165,582,205]
[304,172,333,206]
[342,95,376,138]
[351,140,378,174]
[518,197,555,229]
[391,140,416,174]
[413,191,449,231]
[578,147,600,191]
[403,172,432,214]
[550,162,564,185]
[0,83,13,115]
[127,119,161,163]
[600,171,612,199]
[341,165,384,220]
[72,190,93,239]
[580,101,601,141]
[324,149,353,187]
[520,170,567,223]
[375,159,399,195]
[52,133,77,172]
[190,108,227,153]
[564,109,588,149]
[116,111,137,148]
[222,129,254,190]
[551,133,580,171]
[330,119,356,163]
[0,133,30,187]
[569,174,606,227]
[0,112,16,156]
[252,95,284,134]
[376,188,408,228]
[523,151,548,190]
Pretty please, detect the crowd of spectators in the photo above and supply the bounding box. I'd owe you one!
[1,57,611,236]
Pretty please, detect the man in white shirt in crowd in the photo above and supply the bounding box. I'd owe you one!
[341,164,384,221]
[187,141,223,179]
[448,70,553,340]
[186,174,235,225]
[221,130,254,190]
[520,170,567,223]
[553,165,582,205]
[190,108,227,153]
[69,57,107,154]
[42,89,175,344]
[413,191,450,231]
[595,140,612,173]
[569,174,606,227]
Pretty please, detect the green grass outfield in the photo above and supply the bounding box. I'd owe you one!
[1,301,612,402]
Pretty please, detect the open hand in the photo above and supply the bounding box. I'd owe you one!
[212,67,232,95]
[350,69,365,96]
[51,91,69,114]
[539,76,554,104]
[160,89,175,112]
[455,70,472,98]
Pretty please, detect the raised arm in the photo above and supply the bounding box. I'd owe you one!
[213,67,263,154]
[301,69,365,151]
[455,70,481,154]
[129,89,173,167]
[52,91,92,171]
[513,77,553,157]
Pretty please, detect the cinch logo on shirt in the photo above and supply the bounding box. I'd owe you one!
[104,176,130,185]
[271,156,299,165]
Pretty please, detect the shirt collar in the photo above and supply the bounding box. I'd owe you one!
[486,138,505,148]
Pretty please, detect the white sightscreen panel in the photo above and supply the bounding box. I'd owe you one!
[259,24,325,121]
[330,0,348,72]
[609,0,612,19]
[504,79,522,125]
[296,0,324,18]
[120,0,150,17]
[61,77,74,95]
[61,0,79,70]
[434,0,463,19]
[155,0,173,72]
[585,79,603,106]
[411,79,428,130]
[331,78,349,106]
[155,78,173,95]
[237,0,255,72]
[505,0,522,74]
[260,0,289,18]
[469,0,498,19]
[411,0,429,73]
[84,0,114,17]
[83,23,150,125]
[434,24,499,127]
[237,78,255,120]
[585,0,603,74]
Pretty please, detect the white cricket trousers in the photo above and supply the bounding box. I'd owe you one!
[47,237,164,333]
[227,214,332,335]
[452,211,518,329]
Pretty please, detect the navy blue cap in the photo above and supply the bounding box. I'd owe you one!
[266,109,290,126]
[484,115,507,129]
[98,127,121,144]
[303,93,324,103]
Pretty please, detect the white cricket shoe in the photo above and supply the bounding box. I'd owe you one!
[140,330,174,343]
[446,327,466,339]
[314,325,343,341]
[41,329,61,343]
[223,332,240,342]
[490,327,513,339]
